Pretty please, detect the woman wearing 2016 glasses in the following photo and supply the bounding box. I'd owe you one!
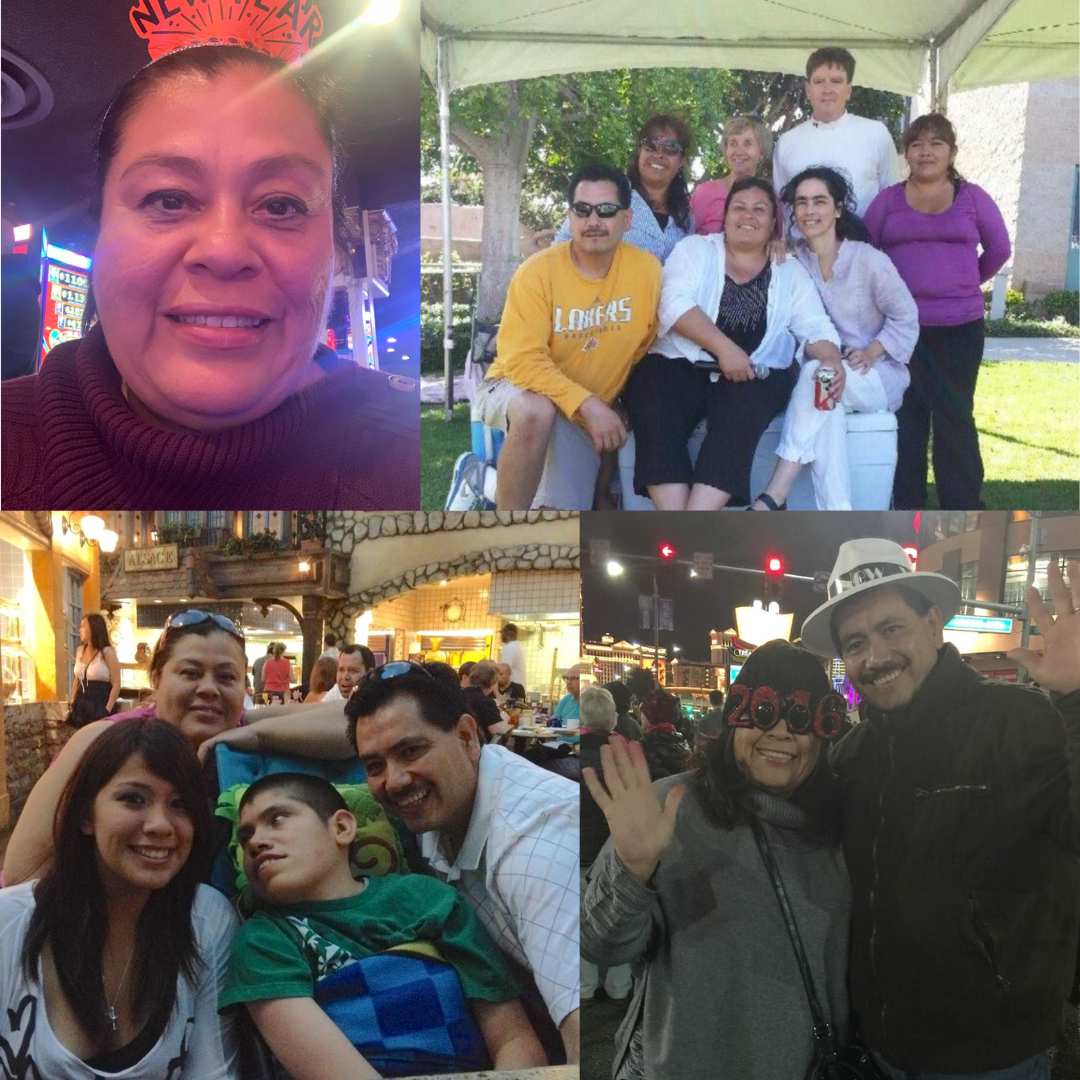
[553,114,694,264]
[4,609,253,886]
[582,640,854,1080]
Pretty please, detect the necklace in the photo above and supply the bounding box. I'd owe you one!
[102,943,136,1032]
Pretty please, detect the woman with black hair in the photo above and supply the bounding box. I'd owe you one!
[751,166,920,511]
[0,718,238,1078]
[69,613,122,727]
[5,609,249,887]
[624,176,844,510]
[553,114,694,264]
[582,640,852,1080]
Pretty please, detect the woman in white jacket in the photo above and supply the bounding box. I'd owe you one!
[622,177,844,510]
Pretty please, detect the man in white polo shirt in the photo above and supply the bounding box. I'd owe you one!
[345,665,580,1065]
[773,46,898,220]
[320,643,375,702]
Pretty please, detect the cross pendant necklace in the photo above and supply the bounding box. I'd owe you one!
[103,942,136,1033]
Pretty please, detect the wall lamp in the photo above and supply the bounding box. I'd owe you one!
[62,514,119,552]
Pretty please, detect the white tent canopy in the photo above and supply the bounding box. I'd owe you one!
[422,0,1079,97]
[422,0,1079,415]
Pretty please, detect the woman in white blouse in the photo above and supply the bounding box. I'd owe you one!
[623,176,844,510]
[760,167,919,511]
[70,614,122,727]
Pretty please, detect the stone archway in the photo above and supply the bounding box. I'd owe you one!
[323,541,579,638]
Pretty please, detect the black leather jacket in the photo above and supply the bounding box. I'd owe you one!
[830,644,1080,1073]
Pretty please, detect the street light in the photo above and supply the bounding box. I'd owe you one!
[607,560,624,576]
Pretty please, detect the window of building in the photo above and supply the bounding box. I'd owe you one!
[1003,552,1080,617]
[0,539,35,704]
[64,568,84,692]
[960,561,978,601]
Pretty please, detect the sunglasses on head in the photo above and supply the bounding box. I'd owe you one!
[724,684,847,740]
[570,201,624,220]
[639,136,684,155]
[162,609,244,643]
[372,661,434,682]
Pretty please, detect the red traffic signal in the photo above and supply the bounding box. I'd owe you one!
[659,542,677,561]
[765,555,784,578]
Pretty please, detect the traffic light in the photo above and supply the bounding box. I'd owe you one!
[659,542,677,561]
[764,554,784,597]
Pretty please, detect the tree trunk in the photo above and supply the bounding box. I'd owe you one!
[451,83,536,324]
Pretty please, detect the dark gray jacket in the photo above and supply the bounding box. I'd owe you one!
[583,775,851,1080]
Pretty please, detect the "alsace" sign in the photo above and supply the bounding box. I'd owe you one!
[124,545,179,572]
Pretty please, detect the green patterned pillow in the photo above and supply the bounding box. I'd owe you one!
[216,782,408,907]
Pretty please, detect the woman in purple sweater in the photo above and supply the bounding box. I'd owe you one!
[864,113,1010,510]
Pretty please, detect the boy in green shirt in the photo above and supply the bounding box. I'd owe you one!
[219,773,545,1079]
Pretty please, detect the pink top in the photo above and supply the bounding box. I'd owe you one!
[690,178,784,238]
[261,656,292,694]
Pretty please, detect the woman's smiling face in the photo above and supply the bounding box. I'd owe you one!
[92,64,336,432]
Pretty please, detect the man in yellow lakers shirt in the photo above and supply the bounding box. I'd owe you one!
[475,163,661,509]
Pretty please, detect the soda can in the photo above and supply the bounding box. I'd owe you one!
[814,365,837,411]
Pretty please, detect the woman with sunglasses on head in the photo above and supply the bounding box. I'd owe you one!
[623,176,845,510]
[4,609,250,886]
[0,717,239,1079]
[582,641,853,1080]
[552,114,694,264]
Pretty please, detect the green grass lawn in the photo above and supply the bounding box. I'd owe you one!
[421,403,471,509]
[421,361,1079,510]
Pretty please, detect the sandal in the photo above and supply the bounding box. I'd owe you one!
[749,492,786,511]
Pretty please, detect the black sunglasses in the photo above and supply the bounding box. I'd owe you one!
[163,609,245,643]
[639,136,684,155]
[570,201,624,219]
[372,661,434,681]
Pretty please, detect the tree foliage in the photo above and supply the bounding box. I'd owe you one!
[421,66,907,203]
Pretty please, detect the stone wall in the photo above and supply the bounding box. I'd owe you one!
[325,509,577,555]
[324,538,580,640]
[4,702,73,823]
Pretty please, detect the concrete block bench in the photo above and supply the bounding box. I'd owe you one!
[616,410,898,510]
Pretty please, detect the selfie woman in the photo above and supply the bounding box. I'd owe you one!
[0,718,238,1079]
[2,43,419,509]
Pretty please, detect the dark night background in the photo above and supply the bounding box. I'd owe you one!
[581,512,921,663]
[1,0,420,379]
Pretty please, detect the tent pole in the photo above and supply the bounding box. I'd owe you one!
[929,42,940,112]
[437,34,454,421]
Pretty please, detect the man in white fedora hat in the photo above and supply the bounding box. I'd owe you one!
[802,538,1080,1080]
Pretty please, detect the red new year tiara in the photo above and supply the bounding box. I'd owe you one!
[129,0,325,65]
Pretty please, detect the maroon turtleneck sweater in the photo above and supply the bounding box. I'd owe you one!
[1,325,419,509]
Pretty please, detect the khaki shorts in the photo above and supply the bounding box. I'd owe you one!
[473,378,600,510]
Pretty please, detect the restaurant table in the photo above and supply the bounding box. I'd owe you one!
[400,1067,578,1080]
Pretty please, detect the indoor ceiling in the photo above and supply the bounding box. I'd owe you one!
[1,0,420,377]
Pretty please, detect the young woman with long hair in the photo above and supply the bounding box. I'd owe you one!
[0,717,238,1078]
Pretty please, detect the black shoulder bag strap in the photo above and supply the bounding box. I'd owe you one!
[749,815,841,1070]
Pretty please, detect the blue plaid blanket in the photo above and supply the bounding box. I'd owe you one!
[313,948,491,1076]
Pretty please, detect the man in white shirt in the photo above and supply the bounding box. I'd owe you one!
[498,624,527,687]
[346,668,580,1065]
[773,46,898,220]
[318,633,341,664]
[320,643,374,702]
